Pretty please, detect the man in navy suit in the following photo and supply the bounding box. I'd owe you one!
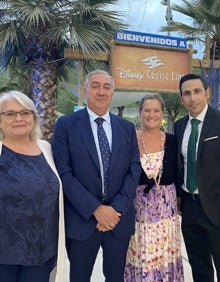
[174,73,220,282]
[52,69,141,282]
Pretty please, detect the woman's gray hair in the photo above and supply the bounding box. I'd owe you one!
[0,90,42,140]
[139,93,165,113]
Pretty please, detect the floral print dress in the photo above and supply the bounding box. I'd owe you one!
[124,151,184,282]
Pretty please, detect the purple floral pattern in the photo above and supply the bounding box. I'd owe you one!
[124,153,184,282]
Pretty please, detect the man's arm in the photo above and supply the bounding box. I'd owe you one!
[51,116,101,221]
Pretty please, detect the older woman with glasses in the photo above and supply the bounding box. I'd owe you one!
[0,91,65,282]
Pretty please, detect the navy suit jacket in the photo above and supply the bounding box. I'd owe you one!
[52,108,141,240]
[174,105,220,227]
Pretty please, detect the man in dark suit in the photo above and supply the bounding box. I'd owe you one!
[174,73,220,282]
[51,69,141,282]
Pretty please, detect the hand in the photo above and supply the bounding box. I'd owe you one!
[93,205,121,229]
[96,223,112,232]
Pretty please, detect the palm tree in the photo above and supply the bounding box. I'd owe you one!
[160,0,220,109]
[0,66,27,92]
[0,0,125,141]
[161,93,187,133]
[160,0,220,60]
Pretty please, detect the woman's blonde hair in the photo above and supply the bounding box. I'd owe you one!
[139,93,165,113]
[0,90,42,140]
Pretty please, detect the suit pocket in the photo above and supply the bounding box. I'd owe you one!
[202,137,220,161]
[203,136,219,142]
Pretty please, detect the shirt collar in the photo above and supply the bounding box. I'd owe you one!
[87,107,110,124]
[188,104,208,123]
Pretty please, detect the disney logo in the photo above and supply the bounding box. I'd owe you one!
[116,68,144,81]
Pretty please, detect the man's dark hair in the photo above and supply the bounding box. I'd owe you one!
[179,73,208,95]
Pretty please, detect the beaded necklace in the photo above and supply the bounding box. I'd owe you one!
[140,130,165,186]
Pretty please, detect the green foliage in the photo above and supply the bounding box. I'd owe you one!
[160,92,187,133]
[0,66,27,93]
[0,0,127,140]
[56,84,77,114]
[0,0,126,73]
[161,92,187,122]
[160,0,220,44]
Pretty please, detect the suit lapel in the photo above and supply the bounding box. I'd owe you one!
[109,114,123,171]
[177,116,188,154]
[197,106,215,157]
[175,115,188,174]
[75,110,124,172]
[76,108,100,170]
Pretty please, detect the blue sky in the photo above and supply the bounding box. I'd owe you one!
[111,0,204,59]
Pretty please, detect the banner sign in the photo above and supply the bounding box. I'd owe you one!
[114,30,187,49]
[110,44,190,92]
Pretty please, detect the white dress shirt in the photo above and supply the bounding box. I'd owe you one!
[87,107,112,194]
[181,104,208,193]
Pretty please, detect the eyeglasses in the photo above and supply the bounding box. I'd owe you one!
[0,110,34,120]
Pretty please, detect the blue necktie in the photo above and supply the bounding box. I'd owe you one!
[186,119,200,193]
[95,118,111,199]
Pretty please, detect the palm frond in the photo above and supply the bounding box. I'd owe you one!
[161,0,220,41]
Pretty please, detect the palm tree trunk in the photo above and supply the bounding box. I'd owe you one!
[31,64,57,142]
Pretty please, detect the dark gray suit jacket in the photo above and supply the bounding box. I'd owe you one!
[174,105,220,227]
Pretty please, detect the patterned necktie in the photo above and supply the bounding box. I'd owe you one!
[95,117,111,199]
[186,118,200,193]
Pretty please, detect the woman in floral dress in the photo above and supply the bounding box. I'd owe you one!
[124,94,184,282]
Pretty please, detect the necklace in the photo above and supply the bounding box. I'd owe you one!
[140,130,165,186]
